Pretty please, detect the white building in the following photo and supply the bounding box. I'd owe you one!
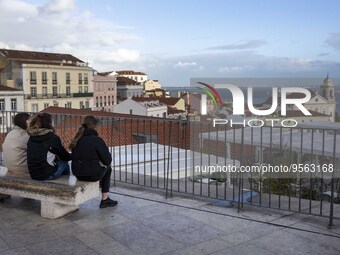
[262,75,336,122]
[0,85,24,132]
[116,70,148,83]
[113,98,167,117]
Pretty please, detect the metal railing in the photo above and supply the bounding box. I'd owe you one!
[0,110,339,226]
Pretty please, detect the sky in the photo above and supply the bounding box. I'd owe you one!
[0,0,340,86]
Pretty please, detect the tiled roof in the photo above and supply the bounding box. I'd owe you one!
[167,106,185,115]
[117,70,146,75]
[97,71,115,76]
[0,49,85,67]
[0,85,22,91]
[117,76,139,85]
[132,96,181,106]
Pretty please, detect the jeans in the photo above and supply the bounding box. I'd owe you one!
[76,166,112,193]
[47,161,70,180]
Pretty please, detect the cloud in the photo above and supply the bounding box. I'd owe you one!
[39,0,76,14]
[174,61,197,68]
[205,40,266,51]
[0,0,142,70]
[325,32,340,50]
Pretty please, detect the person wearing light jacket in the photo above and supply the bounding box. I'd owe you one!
[2,112,30,177]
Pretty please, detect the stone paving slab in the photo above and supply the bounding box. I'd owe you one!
[0,186,339,255]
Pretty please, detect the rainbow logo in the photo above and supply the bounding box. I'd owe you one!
[196,82,223,107]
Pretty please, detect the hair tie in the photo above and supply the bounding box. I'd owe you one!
[82,123,87,128]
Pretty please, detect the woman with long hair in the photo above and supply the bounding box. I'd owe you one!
[27,112,71,180]
[69,116,117,208]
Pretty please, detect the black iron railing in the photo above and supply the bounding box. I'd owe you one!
[0,110,339,227]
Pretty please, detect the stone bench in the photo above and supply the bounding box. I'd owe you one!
[0,174,99,219]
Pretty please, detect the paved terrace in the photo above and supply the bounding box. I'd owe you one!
[0,186,339,255]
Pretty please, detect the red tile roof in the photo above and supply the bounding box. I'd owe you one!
[0,85,22,91]
[117,70,146,75]
[0,48,85,67]
[117,76,139,85]
[132,96,181,106]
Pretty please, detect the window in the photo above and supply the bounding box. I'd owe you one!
[78,86,83,93]
[53,101,58,107]
[0,117,3,125]
[52,72,57,84]
[104,96,106,106]
[42,72,47,84]
[44,103,49,109]
[31,104,38,113]
[66,102,72,108]
[315,98,318,102]
[130,109,132,115]
[30,87,37,98]
[112,95,114,105]
[78,73,82,84]
[10,99,17,111]
[100,96,102,107]
[80,101,84,109]
[42,87,47,97]
[52,86,58,97]
[30,71,36,84]
[108,96,110,105]
[96,97,98,107]
[66,73,70,85]
[66,86,71,96]
[85,101,89,108]
[84,86,88,93]
[0,99,5,110]
[84,73,88,84]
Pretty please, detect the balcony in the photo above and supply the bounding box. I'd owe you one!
[30,80,36,85]
[73,92,93,97]
[0,111,339,254]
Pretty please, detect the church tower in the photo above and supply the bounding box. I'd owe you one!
[319,73,335,102]
[318,73,336,121]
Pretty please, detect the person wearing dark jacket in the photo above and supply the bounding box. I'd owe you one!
[69,116,117,208]
[27,113,71,180]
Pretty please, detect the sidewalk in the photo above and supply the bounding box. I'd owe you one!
[0,186,339,255]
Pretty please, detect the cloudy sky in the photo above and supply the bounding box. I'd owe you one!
[0,0,340,86]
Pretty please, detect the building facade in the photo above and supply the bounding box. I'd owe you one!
[93,74,117,112]
[0,49,93,112]
[0,85,24,132]
[113,98,167,117]
[117,76,143,102]
[116,70,147,83]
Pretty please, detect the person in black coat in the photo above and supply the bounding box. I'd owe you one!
[27,113,71,180]
[69,116,117,208]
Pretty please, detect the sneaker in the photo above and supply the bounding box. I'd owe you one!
[100,197,118,208]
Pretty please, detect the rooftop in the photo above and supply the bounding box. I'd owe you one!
[0,49,85,67]
[132,96,182,106]
[0,184,339,255]
[0,85,22,92]
[117,70,146,75]
[117,76,140,86]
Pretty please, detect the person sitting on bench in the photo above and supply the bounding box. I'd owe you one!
[2,112,30,177]
[69,116,118,208]
[27,113,71,180]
